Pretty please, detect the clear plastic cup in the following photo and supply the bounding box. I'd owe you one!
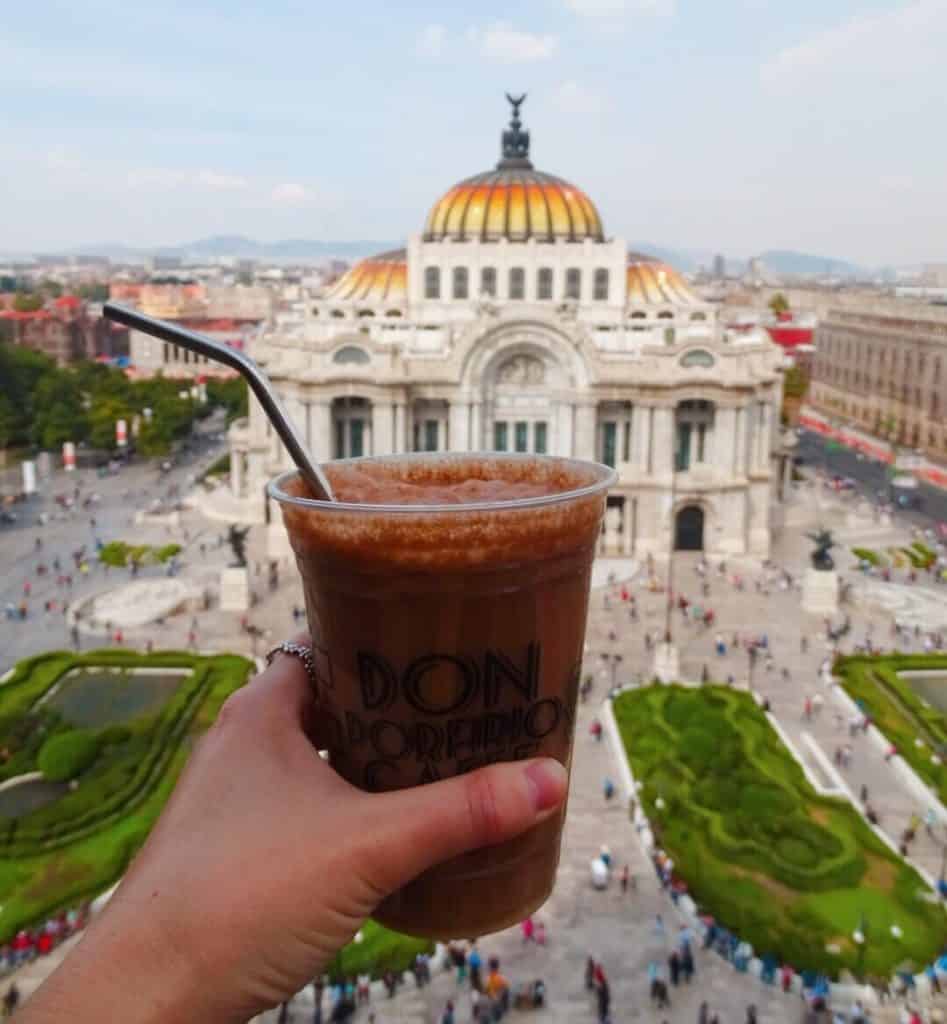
[269,453,614,938]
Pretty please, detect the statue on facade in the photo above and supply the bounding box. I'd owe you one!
[498,354,545,387]
[227,524,251,569]
[806,528,836,572]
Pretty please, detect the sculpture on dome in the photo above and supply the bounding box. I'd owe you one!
[500,92,531,168]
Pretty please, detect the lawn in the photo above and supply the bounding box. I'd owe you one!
[613,685,945,978]
[0,650,253,937]
[834,654,947,805]
[0,650,430,979]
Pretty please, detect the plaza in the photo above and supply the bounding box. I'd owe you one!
[3,449,947,1021]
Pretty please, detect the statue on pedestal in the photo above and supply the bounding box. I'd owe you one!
[227,525,250,568]
[806,528,836,572]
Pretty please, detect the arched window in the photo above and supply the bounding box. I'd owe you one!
[509,267,525,300]
[630,310,647,319]
[675,400,715,471]
[565,268,581,300]
[424,266,440,300]
[480,267,497,297]
[452,267,469,300]
[356,309,375,318]
[311,307,320,317]
[333,346,370,365]
[385,309,402,318]
[330,309,345,319]
[537,267,553,300]
[690,312,707,321]
[593,268,609,301]
[657,310,674,320]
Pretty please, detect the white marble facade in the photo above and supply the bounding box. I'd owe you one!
[229,100,786,559]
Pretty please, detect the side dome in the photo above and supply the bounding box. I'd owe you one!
[626,254,699,306]
[324,248,406,303]
[423,95,605,243]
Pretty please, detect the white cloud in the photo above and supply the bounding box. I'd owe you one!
[468,22,558,62]
[564,0,674,16]
[554,81,607,115]
[271,182,312,204]
[416,24,448,58]
[761,0,946,88]
[195,169,248,190]
[127,167,249,190]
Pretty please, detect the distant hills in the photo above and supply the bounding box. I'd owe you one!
[4,235,871,278]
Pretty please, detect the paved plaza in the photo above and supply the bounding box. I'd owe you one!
[3,468,947,1022]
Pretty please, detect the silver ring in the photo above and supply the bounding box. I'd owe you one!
[266,641,318,689]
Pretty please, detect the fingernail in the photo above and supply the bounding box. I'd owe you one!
[524,759,568,813]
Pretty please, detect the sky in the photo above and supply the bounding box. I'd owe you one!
[4,0,947,265]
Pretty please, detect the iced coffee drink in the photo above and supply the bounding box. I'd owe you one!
[269,454,613,938]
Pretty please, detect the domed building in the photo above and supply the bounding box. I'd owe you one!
[230,96,786,559]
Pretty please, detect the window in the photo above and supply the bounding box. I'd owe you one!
[623,420,631,462]
[424,419,438,452]
[534,422,548,454]
[481,267,497,297]
[594,268,609,301]
[333,345,370,365]
[565,268,581,300]
[515,422,529,452]
[493,422,508,451]
[350,420,364,458]
[452,267,468,300]
[424,266,440,299]
[601,422,617,468]
[537,267,553,300]
[334,420,346,460]
[509,267,525,300]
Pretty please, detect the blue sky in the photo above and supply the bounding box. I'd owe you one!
[4,0,946,264]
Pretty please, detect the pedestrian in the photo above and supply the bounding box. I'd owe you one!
[620,864,629,893]
[469,943,482,992]
[603,777,615,801]
[746,1004,757,1024]
[804,696,812,720]
[521,916,535,943]
[596,973,611,1024]
[441,999,455,1024]
[698,1001,709,1024]
[585,956,596,991]
[668,949,681,987]
[860,784,869,804]
[781,963,793,993]
[681,943,694,982]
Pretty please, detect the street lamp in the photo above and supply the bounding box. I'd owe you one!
[747,644,758,693]
[600,652,623,690]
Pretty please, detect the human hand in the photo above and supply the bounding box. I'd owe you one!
[22,641,567,1023]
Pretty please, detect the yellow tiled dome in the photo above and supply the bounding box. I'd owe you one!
[626,255,698,305]
[424,170,604,243]
[324,248,407,303]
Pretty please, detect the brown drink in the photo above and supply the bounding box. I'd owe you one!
[269,454,613,938]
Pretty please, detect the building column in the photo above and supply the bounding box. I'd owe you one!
[449,401,470,452]
[372,401,394,456]
[632,404,651,472]
[756,401,769,472]
[231,450,244,497]
[712,407,734,475]
[311,400,333,463]
[622,496,635,555]
[470,401,483,451]
[574,401,597,461]
[393,402,407,453]
[652,406,674,478]
[734,405,747,477]
[556,401,574,457]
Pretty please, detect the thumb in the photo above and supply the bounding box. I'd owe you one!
[354,758,568,896]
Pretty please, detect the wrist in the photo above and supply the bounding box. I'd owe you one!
[22,896,224,1024]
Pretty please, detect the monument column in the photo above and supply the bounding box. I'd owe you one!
[231,450,243,498]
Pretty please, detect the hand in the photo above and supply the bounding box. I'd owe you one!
[22,640,567,1024]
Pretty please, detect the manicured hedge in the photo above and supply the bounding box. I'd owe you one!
[38,730,100,782]
[852,547,882,566]
[614,685,945,978]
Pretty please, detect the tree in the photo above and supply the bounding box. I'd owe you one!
[206,377,248,423]
[38,279,63,299]
[0,394,15,451]
[12,292,43,313]
[77,282,109,302]
[32,375,88,449]
[88,397,133,451]
[769,293,790,317]
[783,365,809,400]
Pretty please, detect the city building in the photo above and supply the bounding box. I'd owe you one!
[229,97,787,558]
[118,280,273,377]
[0,295,93,365]
[809,308,947,456]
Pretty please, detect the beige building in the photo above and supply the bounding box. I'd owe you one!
[230,98,787,559]
[810,308,947,456]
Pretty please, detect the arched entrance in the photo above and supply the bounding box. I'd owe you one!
[675,505,704,551]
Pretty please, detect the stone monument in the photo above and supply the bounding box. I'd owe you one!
[220,525,251,613]
[802,527,839,616]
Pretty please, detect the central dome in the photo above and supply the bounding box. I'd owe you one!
[423,95,605,244]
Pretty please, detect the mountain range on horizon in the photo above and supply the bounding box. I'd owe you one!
[2,234,882,278]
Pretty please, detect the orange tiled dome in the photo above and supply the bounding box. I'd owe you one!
[324,248,406,303]
[626,255,698,305]
[424,169,605,243]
